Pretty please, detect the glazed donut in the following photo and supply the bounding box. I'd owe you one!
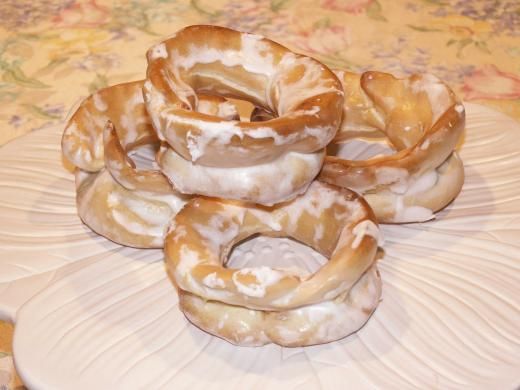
[144,25,344,204]
[157,145,325,206]
[62,80,184,247]
[104,120,173,194]
[165,181,380,311]
[75,165,187,248]
[75,120,189,248]
[319,71,465,223]
[179,264,381,347]
[64,81,248,247]
[62,80,156,172]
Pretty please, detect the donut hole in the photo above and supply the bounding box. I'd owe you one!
[226,235,327,278]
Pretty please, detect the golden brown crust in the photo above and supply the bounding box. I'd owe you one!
[103,121,173,194]
[75,168,185,248]
[179,264,382,347]
[164,181,380,311]
[63,81,193,247]
[62,80,156,172]
[144,25,345,204]
[320,71,465,222]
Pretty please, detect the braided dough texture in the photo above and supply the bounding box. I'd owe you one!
[165,181,380,311]
[320,71,465,223]
[144,25,344,204]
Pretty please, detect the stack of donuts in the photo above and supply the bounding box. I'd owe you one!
[62,25,465,347]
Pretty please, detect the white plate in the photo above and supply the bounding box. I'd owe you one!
[1,103,519,389]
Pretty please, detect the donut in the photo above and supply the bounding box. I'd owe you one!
[103,120,173,195]
[144,25,344,204]
[75,121,189,248]
[62,80,156,172]
[179,264,381,347]
[63,80,251,247]
[319,71,465,223]
[75,166,186,248]
[164,181,381,346]
[165,180,380,305]
[157,146,326,206]
[62,80,183,247]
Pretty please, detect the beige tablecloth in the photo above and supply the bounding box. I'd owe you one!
[1,0,519,388]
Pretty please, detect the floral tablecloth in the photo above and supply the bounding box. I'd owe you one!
[0,0,519,388]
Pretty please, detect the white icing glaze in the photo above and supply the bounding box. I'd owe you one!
[119,195,175,226]
[217,101,239,119]
[203,272,226,289]
[172,34,275,77]
[273,326,302,344]
[77,161,188,247]
[195,100,215,116]
[248,209,283,231]
[274,54,341,115]
[246,126,300,145]
[322,281,349,300]
[92,93,108,112]
[143,81,167,133]
[270,290,296,306]
[168,224,187,243]
[186,131,204,162]
[351,220,380,249]
[165,112,242,160]
[121,87,148,147]
[106,191,119,207]
[196,100,238,120]
[375,166,409,194]
[394,196,434,222]
[193,213,243,252]
[232,266,285,298]
[314,223,324,242]
[303,125,335,145]
[406,170,438,196]
[177,245,202,278]
[283,181,364,228]
[420,139,430,150]
[159,147,324,205]
[328,138,396,161]
[411,74,452,123]
[111,209,164,238]
[149,43,168,60]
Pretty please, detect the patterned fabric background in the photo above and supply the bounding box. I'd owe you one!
[0,0,519,388]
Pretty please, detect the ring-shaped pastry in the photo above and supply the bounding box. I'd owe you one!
[179,264,381,347]
[62,80,156,172]
[319,71,465,223]
[144,25,344,204]
[165,181,380,311]
[64,81,240,247]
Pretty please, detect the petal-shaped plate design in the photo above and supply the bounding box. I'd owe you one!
[0,103,519,388]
